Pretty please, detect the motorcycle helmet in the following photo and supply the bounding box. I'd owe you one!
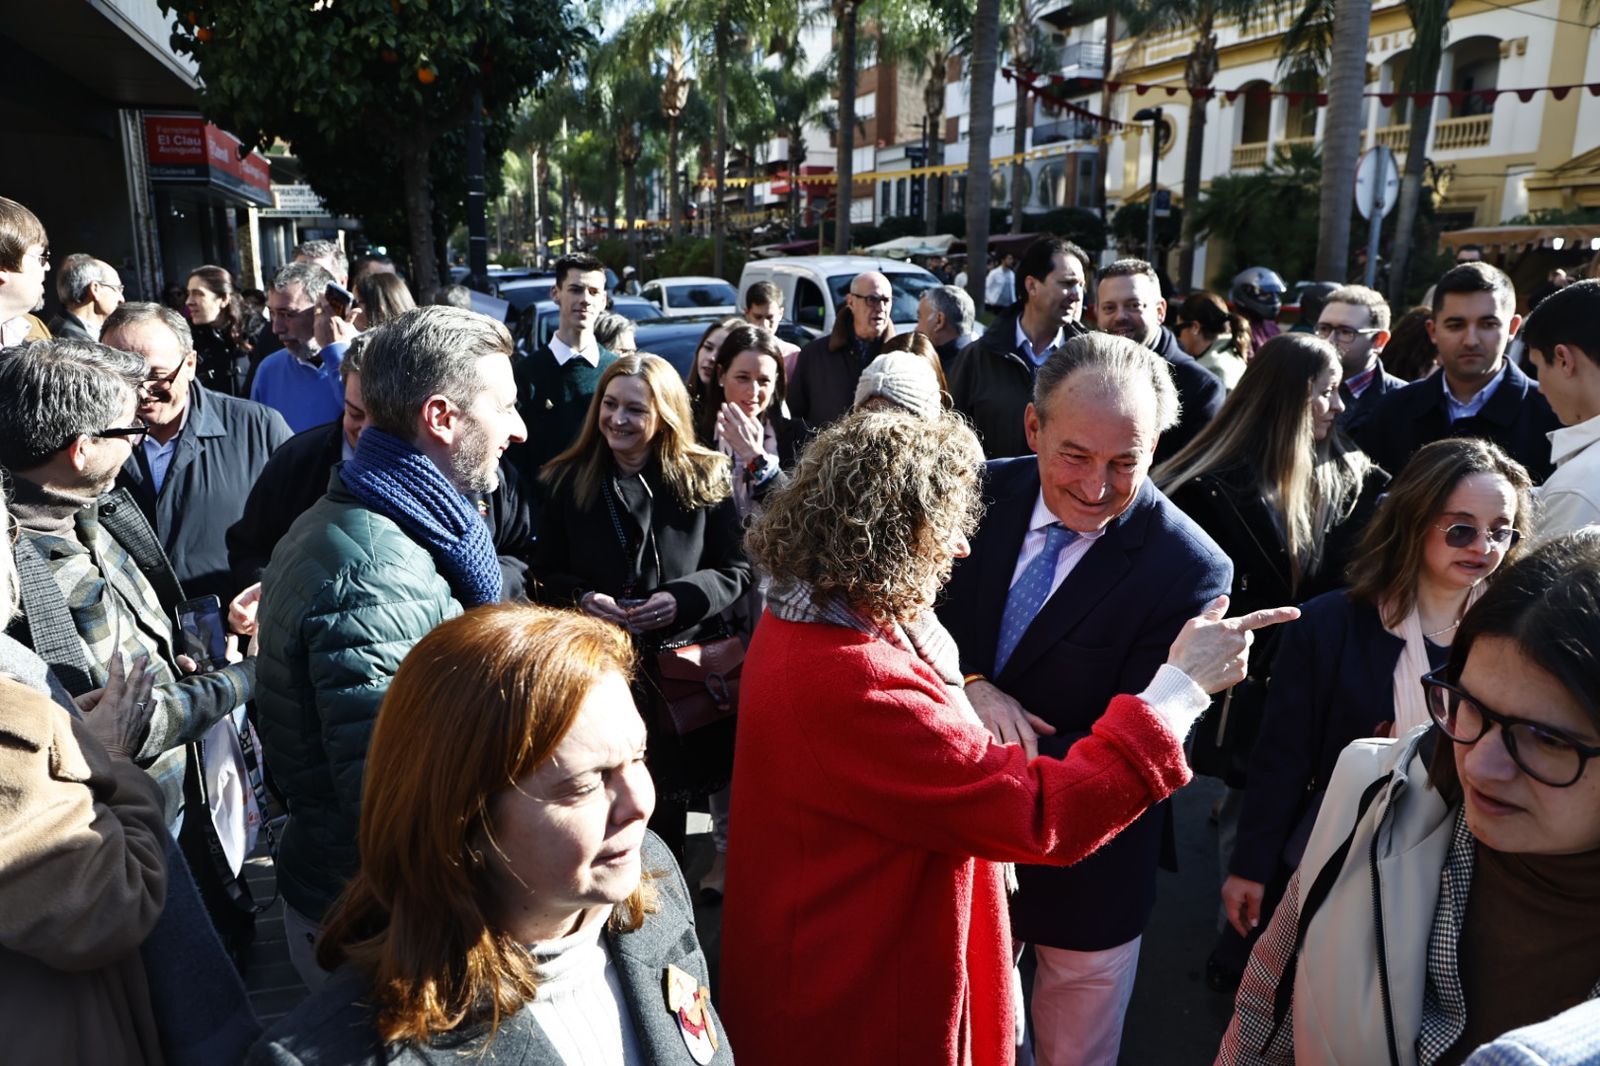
[1230,267,1287,321]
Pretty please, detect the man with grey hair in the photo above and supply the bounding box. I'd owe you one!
[0,337,261,956]
[250,260,344,432]
[105,302,290,605]
[48,253,123,340]
[940,331,1233,1065]
[293,237,348,288]
[915,283,976,369]
[256,305,527,987]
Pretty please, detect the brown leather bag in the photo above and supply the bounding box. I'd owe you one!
[655,636,744,735]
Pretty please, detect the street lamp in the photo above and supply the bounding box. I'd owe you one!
[1134,106,1163,264]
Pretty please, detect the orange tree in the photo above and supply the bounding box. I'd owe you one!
[161,0,590,295]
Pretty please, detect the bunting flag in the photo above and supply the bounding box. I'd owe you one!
[1007,65,1600,108]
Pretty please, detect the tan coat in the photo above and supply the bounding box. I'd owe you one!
[0,675,170,1064]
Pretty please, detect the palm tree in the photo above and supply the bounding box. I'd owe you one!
[874,0,976,234]
[1386,0,1452,305]
[1109,0,1266,290]
[834,0,868,253]
[1310,0,1372,280]
[966,0,1004,308]
[758,53,835,236]
[1004,0,1057,233]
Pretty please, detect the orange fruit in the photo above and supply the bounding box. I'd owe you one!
[417,66,437,84]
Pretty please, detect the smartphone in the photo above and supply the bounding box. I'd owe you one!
[325,281,355,318]
[175,595,228,673]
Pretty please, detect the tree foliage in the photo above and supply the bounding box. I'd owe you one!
[159,0,591,293]
[1188,143,1322,287]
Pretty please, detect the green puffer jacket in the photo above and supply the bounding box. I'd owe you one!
[255,474,462,921]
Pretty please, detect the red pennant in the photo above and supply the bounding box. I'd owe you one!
[1001,67,1014,82]
[1315,93,1328,106]
[1106,80,1121,92]
[1286,91,1305,105]
[1516,88,1537,102]
[1224,88,1242,102]
[1191,87,1213,100]
[1135,83,1151,95]
[1020,70,1037,86]
[1164,85,1178,96]
[1474,88,1498,103]
[1552,85,1574,99]
[1445,90,1468,107]
[1588,83,1600,97]
[1250,88,1271,103]
[1378,92,1399,107]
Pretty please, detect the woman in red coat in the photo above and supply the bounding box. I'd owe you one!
[721,408,1296,1066]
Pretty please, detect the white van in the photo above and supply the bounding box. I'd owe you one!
[737,256,941,336]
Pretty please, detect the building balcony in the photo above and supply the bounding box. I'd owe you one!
[1374,125,1410,153]
[1232,142,1268,170]
[1279,136,1316,155]
[1435,114,1492,151]
[1034,114,1102,144]
[1057,41,1107,76]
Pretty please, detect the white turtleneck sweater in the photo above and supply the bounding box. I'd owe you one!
[525,906,647,1065]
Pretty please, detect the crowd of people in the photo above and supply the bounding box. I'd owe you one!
[2,187,1599,1065]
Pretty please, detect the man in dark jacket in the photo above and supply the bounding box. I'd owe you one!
[1316,284,1405,438]
[106,303,292,607]
[950,237,1091,458]
[506,252,616,491]
[49,253,124,341]
[1354,262,1560,481]
[915,283,977,372]
[1095,258,1224,463]
[0,337,259,956]
[257,307,526,989]
[788,270,895,433]
[226,337,535,597]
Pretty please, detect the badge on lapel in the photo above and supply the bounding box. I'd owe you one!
[664,963,718,1063]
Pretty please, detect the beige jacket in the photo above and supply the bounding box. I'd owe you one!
[0,675,170,1064]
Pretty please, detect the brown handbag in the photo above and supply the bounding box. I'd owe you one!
[655,636,744,735]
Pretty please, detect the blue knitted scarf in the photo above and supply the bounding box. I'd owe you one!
[342,427,502,607]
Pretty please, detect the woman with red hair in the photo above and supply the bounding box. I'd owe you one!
[248,604,729,1065]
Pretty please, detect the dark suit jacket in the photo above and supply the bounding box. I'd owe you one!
[1352,360,1560,482]
[948,308,1090,460]
[117,384,292,606]
[245,832,732,1066]
[1336,357,1406,438]
[937,461,1230,949]
[787,331,886,434]
[46,310,94,341]
[225,420,536,599]
[1148,326,1225,465]
[1228,590,1404,883]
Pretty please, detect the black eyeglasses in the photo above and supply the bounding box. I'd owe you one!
[850,292,892,307]
[1435,522,1521,550]
[140,362,186,395]
[94,421,150,446]
[1314,323,1382,345]
[1423,669,1600,787]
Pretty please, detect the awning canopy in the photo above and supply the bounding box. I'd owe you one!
[862,233,959,258]
[1439,224,1600,255]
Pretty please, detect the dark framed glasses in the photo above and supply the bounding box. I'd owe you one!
[1313,323,1381,345]
[1423,669,1600,787]
[1434,522,1520,550]
[93,421,151,446]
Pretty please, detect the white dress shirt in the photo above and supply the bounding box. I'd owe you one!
[550,332,600,368]
[1007,490,1105,600]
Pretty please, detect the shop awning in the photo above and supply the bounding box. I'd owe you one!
[1439,224,1600,255]
[144,113,273,207]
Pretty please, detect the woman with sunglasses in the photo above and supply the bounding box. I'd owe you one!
[1216,533,1600,1066]
[1219,438,1533,976]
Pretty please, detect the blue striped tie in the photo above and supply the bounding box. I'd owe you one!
[994,522,1078,675]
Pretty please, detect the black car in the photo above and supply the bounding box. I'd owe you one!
[630,316,820,379]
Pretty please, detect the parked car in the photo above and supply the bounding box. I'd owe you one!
[629,316,822,379]
[641,275,739,318]
[519,294,663,353]
[736,256,939,335]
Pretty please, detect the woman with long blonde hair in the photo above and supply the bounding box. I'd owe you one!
[533,354,751,858]
[1155,332,1388,989]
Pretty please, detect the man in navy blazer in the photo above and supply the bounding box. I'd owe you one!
[1354,262,1559,482]
[939,333,1230,1065]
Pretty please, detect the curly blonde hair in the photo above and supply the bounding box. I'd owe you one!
[746,409,985,624]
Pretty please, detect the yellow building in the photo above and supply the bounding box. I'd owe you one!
[1102,0,1600,279]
